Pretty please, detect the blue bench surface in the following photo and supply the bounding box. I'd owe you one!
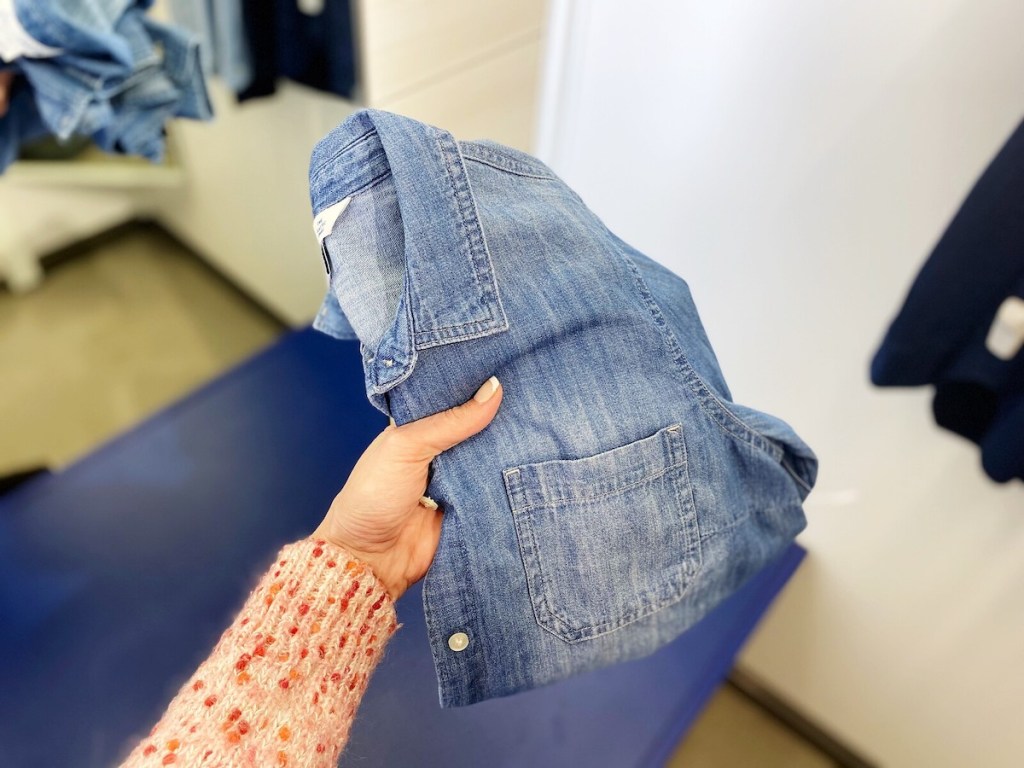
[0,327,803,768]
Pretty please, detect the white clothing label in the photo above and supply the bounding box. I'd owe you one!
[314,197,351,287]
[297,0,326,15]
[986,296,1024,360]
[313,196,352,244]
[0,0,63,62]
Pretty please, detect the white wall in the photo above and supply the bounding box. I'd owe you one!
[539,2,1024,766]
[143,81,359,325]
[144,0,546,324]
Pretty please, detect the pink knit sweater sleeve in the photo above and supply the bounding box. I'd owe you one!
[118,538,399,767]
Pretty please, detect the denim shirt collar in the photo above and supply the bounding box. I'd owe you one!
[309,109,509,397]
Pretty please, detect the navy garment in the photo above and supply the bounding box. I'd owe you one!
[237,0,355,102]
[871,115,1024,482]
[0,79,49,171]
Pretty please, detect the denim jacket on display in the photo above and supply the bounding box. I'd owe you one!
[309,109,818,707]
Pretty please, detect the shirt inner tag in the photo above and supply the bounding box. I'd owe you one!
[314,196,352,244]
[313,197,352,285]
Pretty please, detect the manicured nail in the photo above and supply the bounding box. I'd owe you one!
[473,376,500,403]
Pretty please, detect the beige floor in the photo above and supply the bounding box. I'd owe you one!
[668,684,836,767]
[0,227,836,766]
[0,226,283,471]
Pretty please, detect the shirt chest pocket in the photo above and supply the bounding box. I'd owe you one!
[502,423,702,643]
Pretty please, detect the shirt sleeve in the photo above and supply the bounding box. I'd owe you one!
[117,537,399,767]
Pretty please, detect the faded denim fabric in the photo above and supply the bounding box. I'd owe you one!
[166,0,253,94]
[0,79,48,170]
[309,109,818,707]
[0,0,211,171]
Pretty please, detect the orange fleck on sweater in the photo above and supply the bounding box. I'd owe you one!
[118,538,398,767]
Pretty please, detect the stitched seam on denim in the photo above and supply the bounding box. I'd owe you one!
[421,557,452,697]
[515,423,680,480]
[675,430,704,574]
[457,141,510,336]
[505,471,557,643]
[434,456,481,704]
[428,452,487,704]
[463,155,554,179]
[309,129,377,185]
[509,454,701,640]
[688,360,782,459]
[619,252,784,462]
[540,515,696,640]
[460,142,556,178]
[515,460,686,511]
[448,485,485,700]
[405,129,506,343]
[423,131,488,333]
[315,169,391,213]
[413,320,507,349]
[462,151,557,180]
[438,129,489,314]
[349,169,392,198]
[780,456,813,494]
[368,347,416,394]
[700,509,752,538]
[507,467,563,639]
[413,318,501,339]
[522,485,559,636]
[454,145,505,330]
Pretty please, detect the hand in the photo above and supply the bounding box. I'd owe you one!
[0,70,15,118]
[312,376,503,600]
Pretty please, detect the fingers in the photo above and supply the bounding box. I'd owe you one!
[393,376,503,460]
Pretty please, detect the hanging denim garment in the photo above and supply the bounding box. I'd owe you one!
[0,0,211,172]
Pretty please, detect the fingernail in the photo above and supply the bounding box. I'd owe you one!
[473,376,500,403]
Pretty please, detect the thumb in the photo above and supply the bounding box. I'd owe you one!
[395,376,503,460]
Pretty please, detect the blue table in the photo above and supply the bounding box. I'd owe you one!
[0,328,804,768]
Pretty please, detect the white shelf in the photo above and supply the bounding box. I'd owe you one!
[4,134,185,189]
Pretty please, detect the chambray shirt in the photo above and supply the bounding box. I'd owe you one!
[309,109,818,707]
